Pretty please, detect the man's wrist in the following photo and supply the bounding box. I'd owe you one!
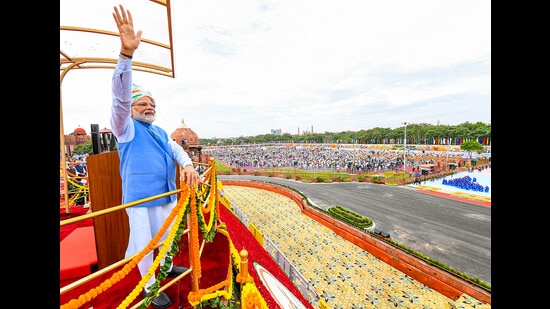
[120,52,133,59]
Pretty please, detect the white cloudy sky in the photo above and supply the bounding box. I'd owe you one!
[60,0,491,139]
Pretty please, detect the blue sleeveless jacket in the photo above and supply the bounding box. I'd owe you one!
[117,119,177,207]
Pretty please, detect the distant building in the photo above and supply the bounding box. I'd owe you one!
[64,127,91,155]
[298,125,314,135]
[170,118,210,167]
[270,129,282,135]
[63,119,208,165]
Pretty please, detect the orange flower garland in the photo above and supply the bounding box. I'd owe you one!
[62,159,270,309]
[195,187,216,236]
[60,186,190,309]
[195,165,216,233]
[241,282,268,309]
[200,168,216,214]
[118,187,189,309]
[187,225,234,306]
[188,188,202,284]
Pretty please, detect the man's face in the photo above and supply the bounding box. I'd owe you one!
[131,97,156,124]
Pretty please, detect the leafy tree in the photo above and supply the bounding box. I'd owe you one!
[73,141,93,155]
[195,121,491,147]
[460,140,483,153]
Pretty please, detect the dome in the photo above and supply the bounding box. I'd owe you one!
[170,118,200,148]
[74,127,87,135]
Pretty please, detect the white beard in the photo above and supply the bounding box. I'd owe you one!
[133,111,156,124]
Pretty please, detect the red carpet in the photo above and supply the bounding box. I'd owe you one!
[60,226,98,283]
[60,206,93,241]
[219,205,313,308]
[60,204,313,309]
[60,223,229,308]
[60,206,96,287]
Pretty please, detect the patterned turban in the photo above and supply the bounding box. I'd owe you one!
[131,84,154,103]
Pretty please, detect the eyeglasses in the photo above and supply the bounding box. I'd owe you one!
[132,101,156,108]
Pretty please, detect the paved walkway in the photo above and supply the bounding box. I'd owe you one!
[222,185,491,309]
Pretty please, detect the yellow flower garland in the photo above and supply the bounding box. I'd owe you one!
[195,191,216,234]
[241,282,268,309]
[118,188,189,309]
[187,225,235,306]
[62,160,270,309]
[189,189,202,284]
[60,186,190,309]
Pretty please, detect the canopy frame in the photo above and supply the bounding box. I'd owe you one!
[60,0,176,213]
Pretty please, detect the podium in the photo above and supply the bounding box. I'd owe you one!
[86,151,128,269]
[86,150,182,269]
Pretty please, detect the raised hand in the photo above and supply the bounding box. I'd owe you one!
[112,4,142,56]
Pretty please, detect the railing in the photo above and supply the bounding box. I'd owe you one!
[61,163,218,309]
[60,169,89,208]
[61,160,317,309]
[229,198,320,304]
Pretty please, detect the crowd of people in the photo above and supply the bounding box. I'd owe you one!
[203,144,477,173]
[442,174,490,193]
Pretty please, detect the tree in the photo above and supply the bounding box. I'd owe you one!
[460,140,483,153]
[73,141,93,155]
[198,121,491,146]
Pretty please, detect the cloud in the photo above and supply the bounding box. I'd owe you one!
[61,0,490,138]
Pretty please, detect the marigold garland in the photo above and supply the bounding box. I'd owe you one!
[188,225,235,307]
[228,231,242,273]
[199,168,216,214]
[188,223,268,308]
[187,260,233,306]
[60,186,190,309]
[208,171,217,212]
[241,282,268,309]
[195,167,216,234]
[195,180,211,210]
[196,205,217,242]
[62,160,270,309]
[120,190,189,309]
[188,188,202,284]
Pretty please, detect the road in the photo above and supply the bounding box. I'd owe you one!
[218,175,491,286]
